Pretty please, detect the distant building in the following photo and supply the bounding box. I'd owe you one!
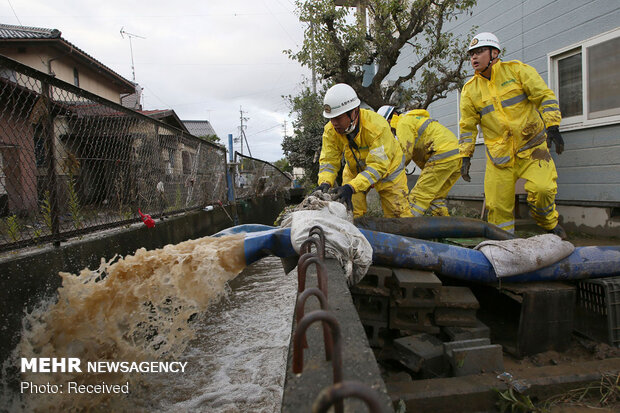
[182,120,218,139]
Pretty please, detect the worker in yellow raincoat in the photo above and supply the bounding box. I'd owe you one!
[316,84,411,218]
[459,32,566,238]
[378,105,463,217]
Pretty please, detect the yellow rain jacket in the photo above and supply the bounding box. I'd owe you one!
[392,110,462,217]
[318,109,410,218]
[394,109,461,168]
[459,59,562,233]
[459,59,561,166]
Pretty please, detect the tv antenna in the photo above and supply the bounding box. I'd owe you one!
[120,27,145,82]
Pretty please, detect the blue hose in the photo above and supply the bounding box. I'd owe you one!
[360,229,620,283]
[215,224,620,283]
[213,225,297,265]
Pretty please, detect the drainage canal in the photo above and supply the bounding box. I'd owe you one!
[2,238,297,412]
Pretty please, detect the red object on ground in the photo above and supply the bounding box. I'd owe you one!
[138,209,155,228]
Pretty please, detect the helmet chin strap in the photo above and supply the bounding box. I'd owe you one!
[482,49,497,76]
[344,109,359,134]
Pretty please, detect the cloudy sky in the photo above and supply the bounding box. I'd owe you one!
[1,0,313,162]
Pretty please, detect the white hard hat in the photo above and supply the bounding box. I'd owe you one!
[323,83,360,118]
[468,32,500,52]
[377,105,396,120]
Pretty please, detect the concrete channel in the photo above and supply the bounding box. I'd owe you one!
[2,191,619,412]
[0,195,286,368]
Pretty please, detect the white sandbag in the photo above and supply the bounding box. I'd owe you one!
[474,234,575,278]
[286,205,372,285]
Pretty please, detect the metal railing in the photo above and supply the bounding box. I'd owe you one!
[0,55,227,251]
[291,226,388,413]
[233,151,291,200]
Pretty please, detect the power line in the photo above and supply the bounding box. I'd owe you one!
[247,123,281,137]
[7,0,22,25]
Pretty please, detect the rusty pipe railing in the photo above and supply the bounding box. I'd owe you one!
[293,310,344,413]
[293,310,342,380]
[308,225,327,258]
[297,254,329,299]
[312,381,388,413]
[296,287,333,360]
[301,237,324,260]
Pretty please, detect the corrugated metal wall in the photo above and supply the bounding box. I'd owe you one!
[410,0,620,204]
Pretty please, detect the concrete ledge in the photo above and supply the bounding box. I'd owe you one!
[281,259,394,412]
[387,358,620,413]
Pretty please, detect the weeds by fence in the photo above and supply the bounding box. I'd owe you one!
[0,55,230,251]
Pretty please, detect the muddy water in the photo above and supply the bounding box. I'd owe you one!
[2,236,297,412]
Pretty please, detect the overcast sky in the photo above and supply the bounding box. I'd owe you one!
[1,0,313,162]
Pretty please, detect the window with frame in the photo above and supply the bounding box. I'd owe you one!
[549,28,620,130]
[73,68,79,87]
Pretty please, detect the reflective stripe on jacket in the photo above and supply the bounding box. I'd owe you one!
[318,109,404,193]
[394,109,461,169]
[459,60,562,167]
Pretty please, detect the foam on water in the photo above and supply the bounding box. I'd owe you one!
[3,234,252,412]
[150,256,297,412]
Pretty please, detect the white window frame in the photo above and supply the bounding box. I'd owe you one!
[548,27,620,131]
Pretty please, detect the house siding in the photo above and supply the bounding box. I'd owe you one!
[419,0,620,205]
[0,46,125,103]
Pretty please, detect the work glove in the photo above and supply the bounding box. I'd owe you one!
[333,184,354,212]
[317,182,331,193]
[546,126,564,155]
[460,157,471,182]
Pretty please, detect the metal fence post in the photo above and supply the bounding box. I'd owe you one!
[41,81,60,247]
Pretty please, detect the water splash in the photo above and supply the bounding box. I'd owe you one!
[3,234,246,412]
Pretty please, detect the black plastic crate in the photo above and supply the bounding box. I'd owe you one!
[575,277,620,347]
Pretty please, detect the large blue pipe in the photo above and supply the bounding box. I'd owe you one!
[354,216,515,240]
[213,225,620,283]
[361,229,620,283]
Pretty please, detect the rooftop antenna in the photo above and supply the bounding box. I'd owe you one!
[120,27,145,82]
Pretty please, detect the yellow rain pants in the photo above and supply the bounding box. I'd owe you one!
[342,164,411,218]
[408,157,462,217]
[485,144,559,233]
[392,109,463,217]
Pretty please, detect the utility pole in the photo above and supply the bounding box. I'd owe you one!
[239,106,252,157]
[334,1,374,87]
[283,120,288,137]
[120,27,145,82]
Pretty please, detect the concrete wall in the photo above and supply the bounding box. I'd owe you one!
[0,194,287,366]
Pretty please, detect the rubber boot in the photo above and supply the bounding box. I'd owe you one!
[548,224,567,240]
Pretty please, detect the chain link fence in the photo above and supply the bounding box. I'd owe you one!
[233,152,291,200]
[0,55,227,252]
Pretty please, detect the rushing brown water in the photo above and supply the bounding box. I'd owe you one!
[0,234,297,412]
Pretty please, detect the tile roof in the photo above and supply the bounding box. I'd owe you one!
[183,120,218,137]
[0,23,61,39]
